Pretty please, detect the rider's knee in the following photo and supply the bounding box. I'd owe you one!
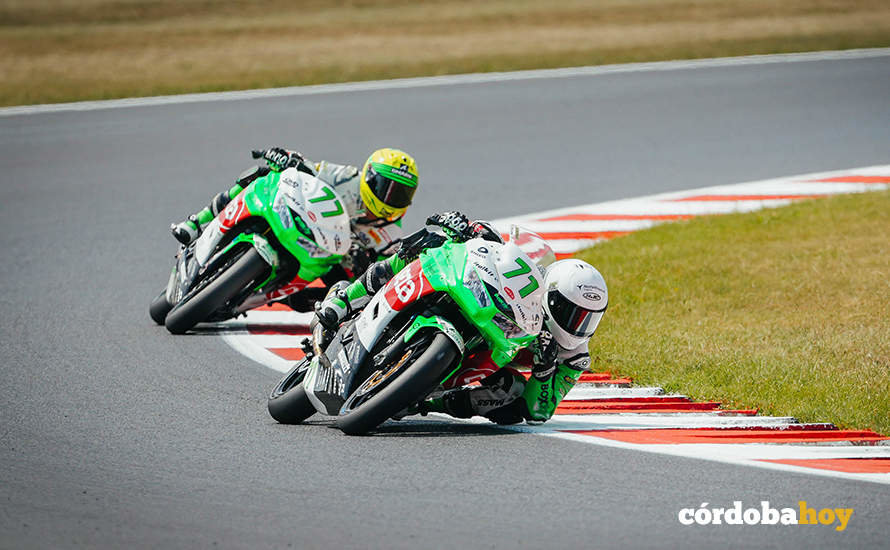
[210,191,231,217]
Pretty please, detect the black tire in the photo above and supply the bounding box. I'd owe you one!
[164,248,267,334]
[149,289,173,325]
[268,358,316,424]
[337,332,461,436]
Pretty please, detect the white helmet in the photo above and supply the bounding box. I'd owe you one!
[542,259,608,349]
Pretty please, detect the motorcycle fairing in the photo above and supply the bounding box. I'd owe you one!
[277,168,351,257]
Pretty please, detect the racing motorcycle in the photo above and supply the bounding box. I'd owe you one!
[267,228,546,435]
[149,166,352,334]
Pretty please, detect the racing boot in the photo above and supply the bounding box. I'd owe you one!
[170,187,236,245]
[423,369,526,424]
[171,215,201,245]
[170,165,269,245]
[313,281,352,329]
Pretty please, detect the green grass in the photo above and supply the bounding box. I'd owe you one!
[576,190,890,434]
[2,0,890,106]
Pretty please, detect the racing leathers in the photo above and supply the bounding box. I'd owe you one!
[171,148,403,310]
[314,212,591,425]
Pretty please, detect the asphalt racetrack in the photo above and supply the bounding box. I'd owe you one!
[2,51,889,548]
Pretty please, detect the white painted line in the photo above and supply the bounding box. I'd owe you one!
[544,238,613,254]
[225,309,312,325]
[538,430,890,485]
[223,334,308,348]
[566,386,667,399]
[221,333,295,373]
[493,165,890,225]
[512,219,665,233]
[443,415,890,484]
[3,48,888,117]
[540,414,799,430]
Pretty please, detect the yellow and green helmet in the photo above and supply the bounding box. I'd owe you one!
[360,148,419,221]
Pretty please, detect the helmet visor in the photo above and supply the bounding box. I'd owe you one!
[547,290,603,338]
[365,164,417,209]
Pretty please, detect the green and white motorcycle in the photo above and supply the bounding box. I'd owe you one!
[267,232,546,435]
[150,167,351,334]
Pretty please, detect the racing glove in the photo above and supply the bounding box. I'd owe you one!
[251,147,312,173]
[396,228,446,263]
[467,220,504,243]
[348,245,378,278]
[530,330,560,381]
[426,211,471,240]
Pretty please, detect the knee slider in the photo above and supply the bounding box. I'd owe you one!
[442,391,476,419]
[467,369,525,415]
[210,191,231,217]
[481,368,526,400]
[485,399,525,425]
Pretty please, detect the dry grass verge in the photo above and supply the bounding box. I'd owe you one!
[2,0,890,106]
[576,190,890,434]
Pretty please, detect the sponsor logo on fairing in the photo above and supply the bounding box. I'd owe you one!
[472,261,497,280]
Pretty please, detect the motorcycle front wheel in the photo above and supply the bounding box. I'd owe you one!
[267,358,316,424]
[149,289,173,325]
[337,331,461,436]
[164,247,267,334]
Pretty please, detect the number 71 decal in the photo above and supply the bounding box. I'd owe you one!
[502,257,539,298]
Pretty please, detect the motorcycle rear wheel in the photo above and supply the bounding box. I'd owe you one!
[165,247,267,334]
[267,358,316,424]
[337,331,461,436]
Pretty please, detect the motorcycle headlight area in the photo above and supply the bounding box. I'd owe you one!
[273,189,295,230]
[491,313,527,339]
[297,236,330,258]
[463,267,490,308]
[465,267,527,338]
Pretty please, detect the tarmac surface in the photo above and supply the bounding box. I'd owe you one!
[1,52,889,548]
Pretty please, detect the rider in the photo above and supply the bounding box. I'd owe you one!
[170,146,419,309]
[313,211,608,425]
